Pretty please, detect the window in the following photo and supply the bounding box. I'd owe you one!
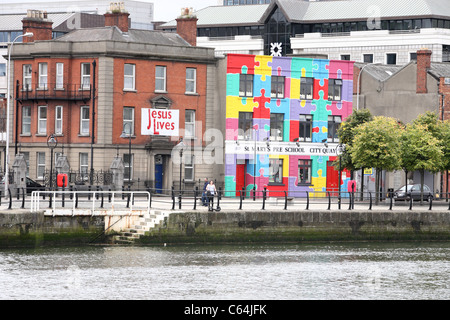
[155,66,167,92]
[270,113,284,141]
[123,107,134,136]
[23,64,32,90]
[55,106,63,135]
[298,159,312,185]
[328,115,342,142]
[299,114,312,142]
[386,53,397,65]
[238,112,253,139]
[80,153,89,181]
[0,63,5,76]
[271,76,285,99]
[300,78,314,100]
[239,74,253,97]
[328,79,342,101]
[340,54,350,61]
[363,54,373,63]
[410,52,417,61]
[81,63,90,89]
[184,155,194,181]
[124,64,135,90]
[269,159,283,184]
[185,110,195,138]
[123,153,133,181]
[22,106,31,135]
[38,63,47,89]
[56,63,64,89]
[38,106,47,134]
[37,152,45,179]
[186,68,196,94]
[80,106,90,135]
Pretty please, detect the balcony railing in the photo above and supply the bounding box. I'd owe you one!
[17,83,92,102]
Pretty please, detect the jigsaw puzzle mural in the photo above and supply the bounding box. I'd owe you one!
[225,54,354,198]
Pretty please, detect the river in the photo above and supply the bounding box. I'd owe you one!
[0,242,448,300]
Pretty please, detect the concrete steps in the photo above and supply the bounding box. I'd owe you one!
[113,210,170,244]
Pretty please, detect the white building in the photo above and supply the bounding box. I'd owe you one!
[161,0,450,63]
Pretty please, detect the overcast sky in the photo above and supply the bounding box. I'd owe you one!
[3,0,221,21]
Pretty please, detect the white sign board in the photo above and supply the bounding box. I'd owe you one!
[226,140,339,157]
[141,108,179,136]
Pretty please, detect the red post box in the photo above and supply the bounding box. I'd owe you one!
[57,174,68,187]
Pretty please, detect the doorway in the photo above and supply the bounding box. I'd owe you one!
[155,155,163,194]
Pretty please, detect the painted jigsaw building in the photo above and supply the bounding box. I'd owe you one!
[223,53,353,197]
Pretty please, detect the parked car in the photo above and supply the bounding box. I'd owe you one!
[0,176,44,195]
[393,184,433,201]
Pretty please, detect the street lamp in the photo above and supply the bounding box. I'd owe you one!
[356,63,380,110]
[175,138,186,208]
[120,123,135,188]
[47,134,57,207]
[4,32,33,198]
[337,143,346,209]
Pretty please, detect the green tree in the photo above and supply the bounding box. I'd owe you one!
[349,116,402,204]
[399,122,443,203]
[336,109,373,200]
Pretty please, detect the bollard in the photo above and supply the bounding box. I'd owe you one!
[109,188,112,203]
[389,193,393,210]
[409,194,413,210]
[8,188,12,209]
[75,192,79,208]
[62,177,66,208]
[262,187,266,210]
[306,191,309,210]
[171,186,175,210]
[100,187,104,209]
[21,188,25,209]
[284,191,288,210]
[327,192,331,210]
[369,192,372,210]
[88,185,91,200]
[216,187,221,211]
[148,188,152,208]
[193,187,198,210]
[429,196,432,210]
[239,190,243,210]
[70,186,73,200]
[178,193,182,210]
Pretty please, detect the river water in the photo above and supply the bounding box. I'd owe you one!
[0,242,448,300]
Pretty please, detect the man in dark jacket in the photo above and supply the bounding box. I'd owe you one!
[201,178,208,206]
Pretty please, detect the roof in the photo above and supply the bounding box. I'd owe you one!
[428,62,450,78]
[354,62,403,81]
[55,26,191,46]
[161,4,269,28]
[162,0,450,28]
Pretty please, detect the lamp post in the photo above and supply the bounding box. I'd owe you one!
[356,63,380,110]
[175,138,186,208]
[120,123,135,188]
[5,32,33,198]
[47,134,57,207]
[337,143,346,209]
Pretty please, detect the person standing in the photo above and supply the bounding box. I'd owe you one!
[206,180,216,211]
[201,178,208,206]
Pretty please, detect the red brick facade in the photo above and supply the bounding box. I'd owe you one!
[416,49,432,94]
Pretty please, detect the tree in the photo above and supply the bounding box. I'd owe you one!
[349,116,402,204]
[336,109,373,200]
[399,122,443,203]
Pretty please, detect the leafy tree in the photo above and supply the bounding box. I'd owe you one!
[349,116,402,204]
[399,122,443,203]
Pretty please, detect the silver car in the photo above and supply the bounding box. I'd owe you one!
[394,184,433,201]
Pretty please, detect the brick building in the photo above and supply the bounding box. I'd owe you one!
[7,7,217,192]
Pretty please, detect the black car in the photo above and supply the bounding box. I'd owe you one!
[394,184,433,201]
[1,177,44,195]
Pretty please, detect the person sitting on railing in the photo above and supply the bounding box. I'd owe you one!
[206,180,216,211]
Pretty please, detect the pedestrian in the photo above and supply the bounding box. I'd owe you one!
[201,178,208,206]
[206,180,216,211]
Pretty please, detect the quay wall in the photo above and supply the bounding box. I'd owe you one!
[0,210,449,247]
[138,210,450,244]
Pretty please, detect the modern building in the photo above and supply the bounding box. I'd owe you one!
[0,0,154,30]
[6,7,217,192]
[161,0,450,63]
[220,53,354,197]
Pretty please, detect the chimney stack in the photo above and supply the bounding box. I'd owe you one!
[22,10,53,42]
[176,8,198,46]
[104,2,130,32]
[416,49,432,94]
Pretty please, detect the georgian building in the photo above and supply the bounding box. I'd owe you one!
[7,8,217,192]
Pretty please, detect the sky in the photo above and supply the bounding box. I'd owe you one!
[3,0,221,22]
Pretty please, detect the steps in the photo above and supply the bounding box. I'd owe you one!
[113,210,170,244]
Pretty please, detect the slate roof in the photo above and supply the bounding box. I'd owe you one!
[55,26,191,46]
[0,12,75,31]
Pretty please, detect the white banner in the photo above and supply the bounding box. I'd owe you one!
[141,108,179,136]
[226,140,339,157]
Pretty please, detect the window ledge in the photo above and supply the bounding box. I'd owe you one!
[297,183,313,187]
[123,89,137,93]
[268,183,285,186]
[35,133,47,137]
[20,133,31,137]
[78,134,90,137]
[185,92,198,96]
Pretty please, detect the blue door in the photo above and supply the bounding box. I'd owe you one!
[155,163,163,194]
